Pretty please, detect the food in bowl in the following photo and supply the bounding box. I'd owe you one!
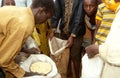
[30,61,52,75]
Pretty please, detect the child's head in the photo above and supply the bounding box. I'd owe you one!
[83,0,98,16]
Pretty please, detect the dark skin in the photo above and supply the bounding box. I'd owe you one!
[2,0,15,6]
[2,0,53,54]
[50,28,74,48]
[21,47,41,54]
[21,7,53,55]
[86,0,120,58]
[83,0,100,58]
[2,0,41,62]
[85,44,99,58]
[2,0,55,77]
[24,0,54,77]
[83,0,98,43]
[83,0,98,17]
[66,35,74,47]
[23,6,54,78]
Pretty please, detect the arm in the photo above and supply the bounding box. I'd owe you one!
[66,0,85,47]
[99,44,120,66]
[0,23,28,78]
[96,19,101,30]
[87,9,120,66]
[99,9,120,66]
[51,0,63,28]
[71,0,85,36]
[85,44,120,66]
[0,9,36,77]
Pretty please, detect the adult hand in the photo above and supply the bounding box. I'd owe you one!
[24,72,43,77]
[66,36,74,48]
[29,47,41,54]
[22,47,41,54]
[48,28,56,40]
[85,44,99,58]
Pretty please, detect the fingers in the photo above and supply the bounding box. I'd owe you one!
[85,45,94,58]
[48,32,54,40]
[34,51,41,54]
[86,52,93,58]
[66,41,72,48]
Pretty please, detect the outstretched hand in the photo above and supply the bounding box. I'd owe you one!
[85,44,99,58]
[24,71,45,77]
[22,47,41,54]
[48,28,56,40]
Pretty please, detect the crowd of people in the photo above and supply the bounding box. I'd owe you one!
[0,0,120,78]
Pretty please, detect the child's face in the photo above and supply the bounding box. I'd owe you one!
[84,0,98,16]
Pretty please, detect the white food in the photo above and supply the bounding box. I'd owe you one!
[30,61,52,75]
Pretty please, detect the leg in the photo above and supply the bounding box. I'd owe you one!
[67,58,73,78]
[72,60,80,78]
[70,36,83,78]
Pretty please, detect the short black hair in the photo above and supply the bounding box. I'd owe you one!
[84,0,99,5]
[31,0,55,14]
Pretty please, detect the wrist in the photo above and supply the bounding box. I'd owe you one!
[95,46,99,55]
[24,72,30,77]
[52,28,56,33]
[69,35,74,40]
[70,33,76,38]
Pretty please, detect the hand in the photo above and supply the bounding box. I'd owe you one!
[24,72,42,77]
[48,28,56,40]
[29,47,41,54]
[85,44,99,58]
[48,31,54,40]
[22,47,41,54]
[66,36,74,48]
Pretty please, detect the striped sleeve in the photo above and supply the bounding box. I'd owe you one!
[96,3,105,21]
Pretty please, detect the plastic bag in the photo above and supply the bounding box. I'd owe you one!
[20,54,58,78]
[81,54,104,78]
[23,36,39,49]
